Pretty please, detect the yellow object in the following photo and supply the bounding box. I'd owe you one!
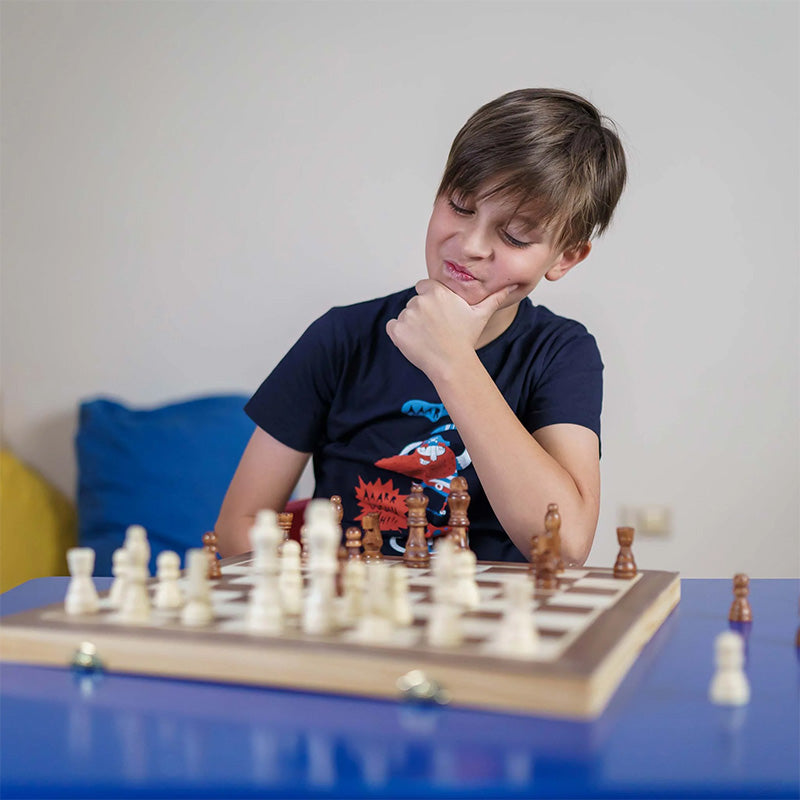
[0,449,77,592]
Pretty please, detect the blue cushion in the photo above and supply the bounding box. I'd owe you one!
[76,395,253,575]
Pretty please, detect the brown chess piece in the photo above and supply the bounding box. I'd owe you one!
[447,476,470,549]
[277,512,293,550]
[345,526,363,560]
[544,503,565,573]
[336,545,347,596]
[536,544,559,590]
[330,495,344,531]
[404,483,430,568]
[728,573,753,623]
[361,511,383,562]
[202,531,222,579]
[613,526,637,579]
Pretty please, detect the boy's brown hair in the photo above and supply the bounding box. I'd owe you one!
[437,88,627,251]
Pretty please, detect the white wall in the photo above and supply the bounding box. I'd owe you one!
[2,0,797,577]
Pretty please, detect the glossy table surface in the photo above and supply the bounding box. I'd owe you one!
[1,577,798,799]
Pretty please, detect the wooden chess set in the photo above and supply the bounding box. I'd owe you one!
[0,486,680,720]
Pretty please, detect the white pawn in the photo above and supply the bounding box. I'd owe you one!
[279,539,303,616]
[64,547,99,615]
[154,551,183,611]
[124,524,151,572]
[491,576,539,657]
[339,558,367,627]
[118,548,151,624]
[108,547,129,609]
[181,549,213,626]
[709,631,750,705]
[453,548,480,611]
[390,565,413,626]
[426,538,462,647]
[303,560,337,635]
[354,562,393,644]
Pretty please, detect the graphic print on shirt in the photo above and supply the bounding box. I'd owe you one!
[353,400,471,552]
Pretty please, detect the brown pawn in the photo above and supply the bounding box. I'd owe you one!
[330,495,344,531]
[535,539,559,590]
[202,531,222,579]
[404,483,430,568]
[447,476,470,549]
[544,503,565,573]
[277,512,293,548]
[728,573,752,623]
[613,526,637,579]
[361,511,383,562]
[345,526,363,560]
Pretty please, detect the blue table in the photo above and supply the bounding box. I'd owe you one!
[1,577,798,798]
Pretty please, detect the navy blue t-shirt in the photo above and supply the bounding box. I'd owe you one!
[246,287,602,562]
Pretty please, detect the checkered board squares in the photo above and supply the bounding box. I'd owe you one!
[0,556,680,719]
[37,561,641,665]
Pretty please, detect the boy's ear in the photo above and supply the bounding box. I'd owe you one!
[544,241,592,282]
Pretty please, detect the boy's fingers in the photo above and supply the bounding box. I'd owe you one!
[414,278,437,295]
[474,284,519,314]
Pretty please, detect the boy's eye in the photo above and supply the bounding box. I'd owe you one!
[502,230,532,248]
[448,198,473,216]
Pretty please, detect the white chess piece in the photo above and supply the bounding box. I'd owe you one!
[247,510,284,634]
[339,557,367,627]
[181,549,213,626]
[491,576,539,657]
[709,630,750,705]
[426,538,462,647]
[354,562,393,644]
[64,547,99,615]
[453,548,480,611]
[124,524,151,572]
[279,539,303,616]
[108,547,129,609]
[118,544,151,624]
[154,551,183,611]
[302,500,340,635]
[389,564,413,627]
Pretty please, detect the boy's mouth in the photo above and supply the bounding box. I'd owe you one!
[444,261,476,282]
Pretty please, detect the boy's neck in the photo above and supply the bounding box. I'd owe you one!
[476,302,520,350]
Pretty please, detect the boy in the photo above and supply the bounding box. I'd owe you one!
[216,88,627,565]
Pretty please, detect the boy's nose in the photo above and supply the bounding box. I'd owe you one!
[461,222,492,259]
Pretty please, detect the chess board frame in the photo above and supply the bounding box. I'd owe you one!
[0,556,680,719]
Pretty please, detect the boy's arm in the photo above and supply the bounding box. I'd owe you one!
[387,280,599,564]
[214,426,311,557]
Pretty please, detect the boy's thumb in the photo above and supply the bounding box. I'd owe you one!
[475,284,519,314]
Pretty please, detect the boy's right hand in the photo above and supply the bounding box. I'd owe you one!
[385,279,517,382]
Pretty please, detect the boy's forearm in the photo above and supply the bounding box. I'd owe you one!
[215,512,257,558]
[429,352,599,564]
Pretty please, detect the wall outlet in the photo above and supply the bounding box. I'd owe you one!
[618,505,672,537]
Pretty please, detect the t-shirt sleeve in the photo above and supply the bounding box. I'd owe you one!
[521,327,603,444]
[244,310,343,453]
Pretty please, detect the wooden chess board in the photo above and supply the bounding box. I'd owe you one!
[0,556,680,719]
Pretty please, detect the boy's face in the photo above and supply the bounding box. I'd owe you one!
[424,191,590,312]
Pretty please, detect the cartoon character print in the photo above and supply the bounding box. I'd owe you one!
[353,400,471,552]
